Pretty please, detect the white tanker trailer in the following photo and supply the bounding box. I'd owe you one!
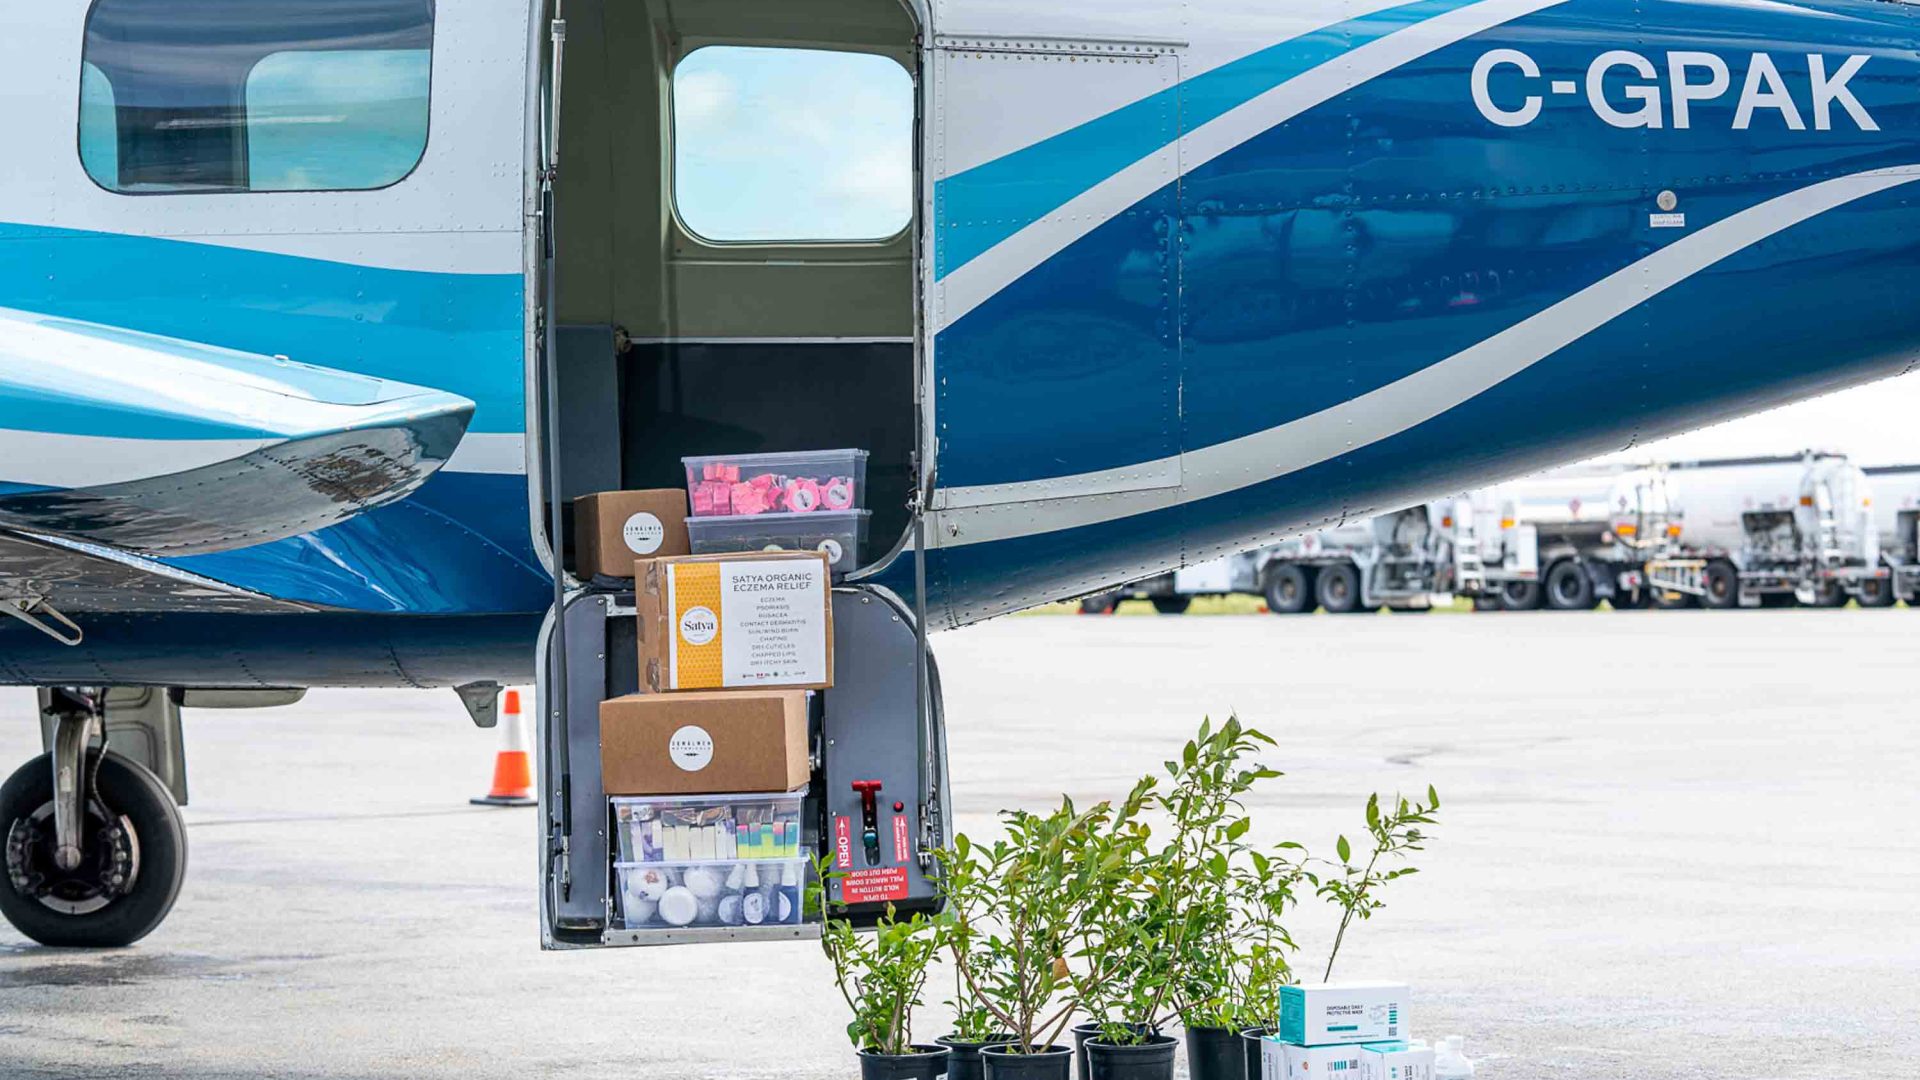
[1471,465,1679,611]
[1647,453,1884,608]
[1863,464,1920,605]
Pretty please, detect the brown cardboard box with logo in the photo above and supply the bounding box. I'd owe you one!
[573,490,690,579]
[600,690,810,795]
[635,550,835,692]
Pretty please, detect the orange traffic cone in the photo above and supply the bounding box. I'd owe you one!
[472,689,537,807]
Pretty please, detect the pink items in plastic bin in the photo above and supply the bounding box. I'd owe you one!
[682,450,869,519]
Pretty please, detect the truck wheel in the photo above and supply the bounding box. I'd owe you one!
[1151,596,1193,615]
[1808,582,1849,608]
[1857,579,1897,608]
[1498,580,1543,611]
[1700,561,1740,610]
[1472,594,1502,612]
[1317,564,1366,614]
[1078,593,1121,615]
[1,751,187,948]
[1262,565,1314,614]
[1544,560,1597,610]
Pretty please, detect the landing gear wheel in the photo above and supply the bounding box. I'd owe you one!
[1150,596,1193,615]
[1544,560,1597,611]
[1,751,186,948]
[1498,580,1543,612]
[1317,563,1366,614]
[1700,561,1740,610]
[1262,564,1315,614]
[1857,578,1897,608]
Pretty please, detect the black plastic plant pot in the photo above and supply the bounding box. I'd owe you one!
[981,1043,1073,1080]
[940,1035,1015,1080]
[1184,1025,1246,1080]
[859,1044,951,1080]
[1074,1022,1152,1080]
[1086,1033,1178,1080]
[1239,1027,1275,1080]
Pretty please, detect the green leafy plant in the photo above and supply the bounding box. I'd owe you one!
[938,794,1125,1055]
[1226,841,1312,1030]
[1154,716,1282,1036]
[941,908,1007,1043]
[1316,786,1442,981]
[1066,776,1163,1045]
[821,894,942,1057]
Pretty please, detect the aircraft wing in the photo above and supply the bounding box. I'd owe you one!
[0,307,475,558]
[0,527,315,644]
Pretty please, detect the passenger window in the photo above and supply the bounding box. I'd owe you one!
[78,0,434,195]
[672,46,913,243]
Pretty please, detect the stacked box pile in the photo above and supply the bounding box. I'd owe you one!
[1262,983,1434,1080]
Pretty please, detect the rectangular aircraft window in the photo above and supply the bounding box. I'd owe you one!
[78,0,434,194]
[672,46,913,243]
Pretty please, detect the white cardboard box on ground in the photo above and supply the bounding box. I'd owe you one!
[1263,1038,1367,1080]
[1360,1041,1434,1080]
[1279,981,1410,1045]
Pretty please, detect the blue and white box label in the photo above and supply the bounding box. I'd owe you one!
[1279,982,1409,1046]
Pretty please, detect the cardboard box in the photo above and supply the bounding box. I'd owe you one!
[636,551,834,692]
[600,690,810,795]
[1279,982,1409,1047]
[1263,1039,1366,1080]
[574,490,690,578]
[1359,1042,1432,1080]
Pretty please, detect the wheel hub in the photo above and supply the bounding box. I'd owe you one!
[6,802,140,916]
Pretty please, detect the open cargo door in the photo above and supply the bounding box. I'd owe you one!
[526,0,948,949]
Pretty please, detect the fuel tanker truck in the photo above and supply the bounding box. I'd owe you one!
[1471,466,1680,611]
[1647,453,1884,608]
[1864,464,1920,605]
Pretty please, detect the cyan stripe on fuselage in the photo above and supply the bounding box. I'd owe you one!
[0,223,524,437]
[934,0,1486,280]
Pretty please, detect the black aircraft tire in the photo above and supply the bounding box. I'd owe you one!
[0,751,186,948]
[1151,596,1193,615]
[1544,560,1597,611]
[1317,564,1366,614]
[1262,564,1315,614]
[1498,580,1543,612]
[1700,561,1741,610]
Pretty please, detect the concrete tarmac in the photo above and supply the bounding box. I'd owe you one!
[0,608,1915,1078]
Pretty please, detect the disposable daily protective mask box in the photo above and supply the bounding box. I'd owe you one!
[1279,982,1409,1046]
[1262,1038,1366,1080]
[573,490,690,578]
[1360,1041,1433,1080]
[636,551,834,692]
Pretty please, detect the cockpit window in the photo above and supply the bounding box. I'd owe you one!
[671,46,913,243]
[78,0,434,195]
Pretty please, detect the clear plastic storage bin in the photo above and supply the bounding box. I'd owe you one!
[614,858,810,930]
[686,509,870,571]
[683,449,870,518]
[612,791,807,864]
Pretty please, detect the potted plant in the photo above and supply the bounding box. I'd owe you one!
[938,794,1123,1080]
[1067,776,1172,1080]
[821,894,949,1080]
[937,916,1013,1080]
[1228,788,1443,1080]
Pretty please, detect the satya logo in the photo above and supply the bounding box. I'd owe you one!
[667,725,714,772]
[622,511,666,555]
[678,605,718,646]
[1473,48,1878,132]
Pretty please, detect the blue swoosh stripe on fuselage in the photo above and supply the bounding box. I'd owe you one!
[933,0,1485,280]
[0,223,524,436]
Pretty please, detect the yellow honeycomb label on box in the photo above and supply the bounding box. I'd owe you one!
[666,562,724,689]
[664,558,826,689]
